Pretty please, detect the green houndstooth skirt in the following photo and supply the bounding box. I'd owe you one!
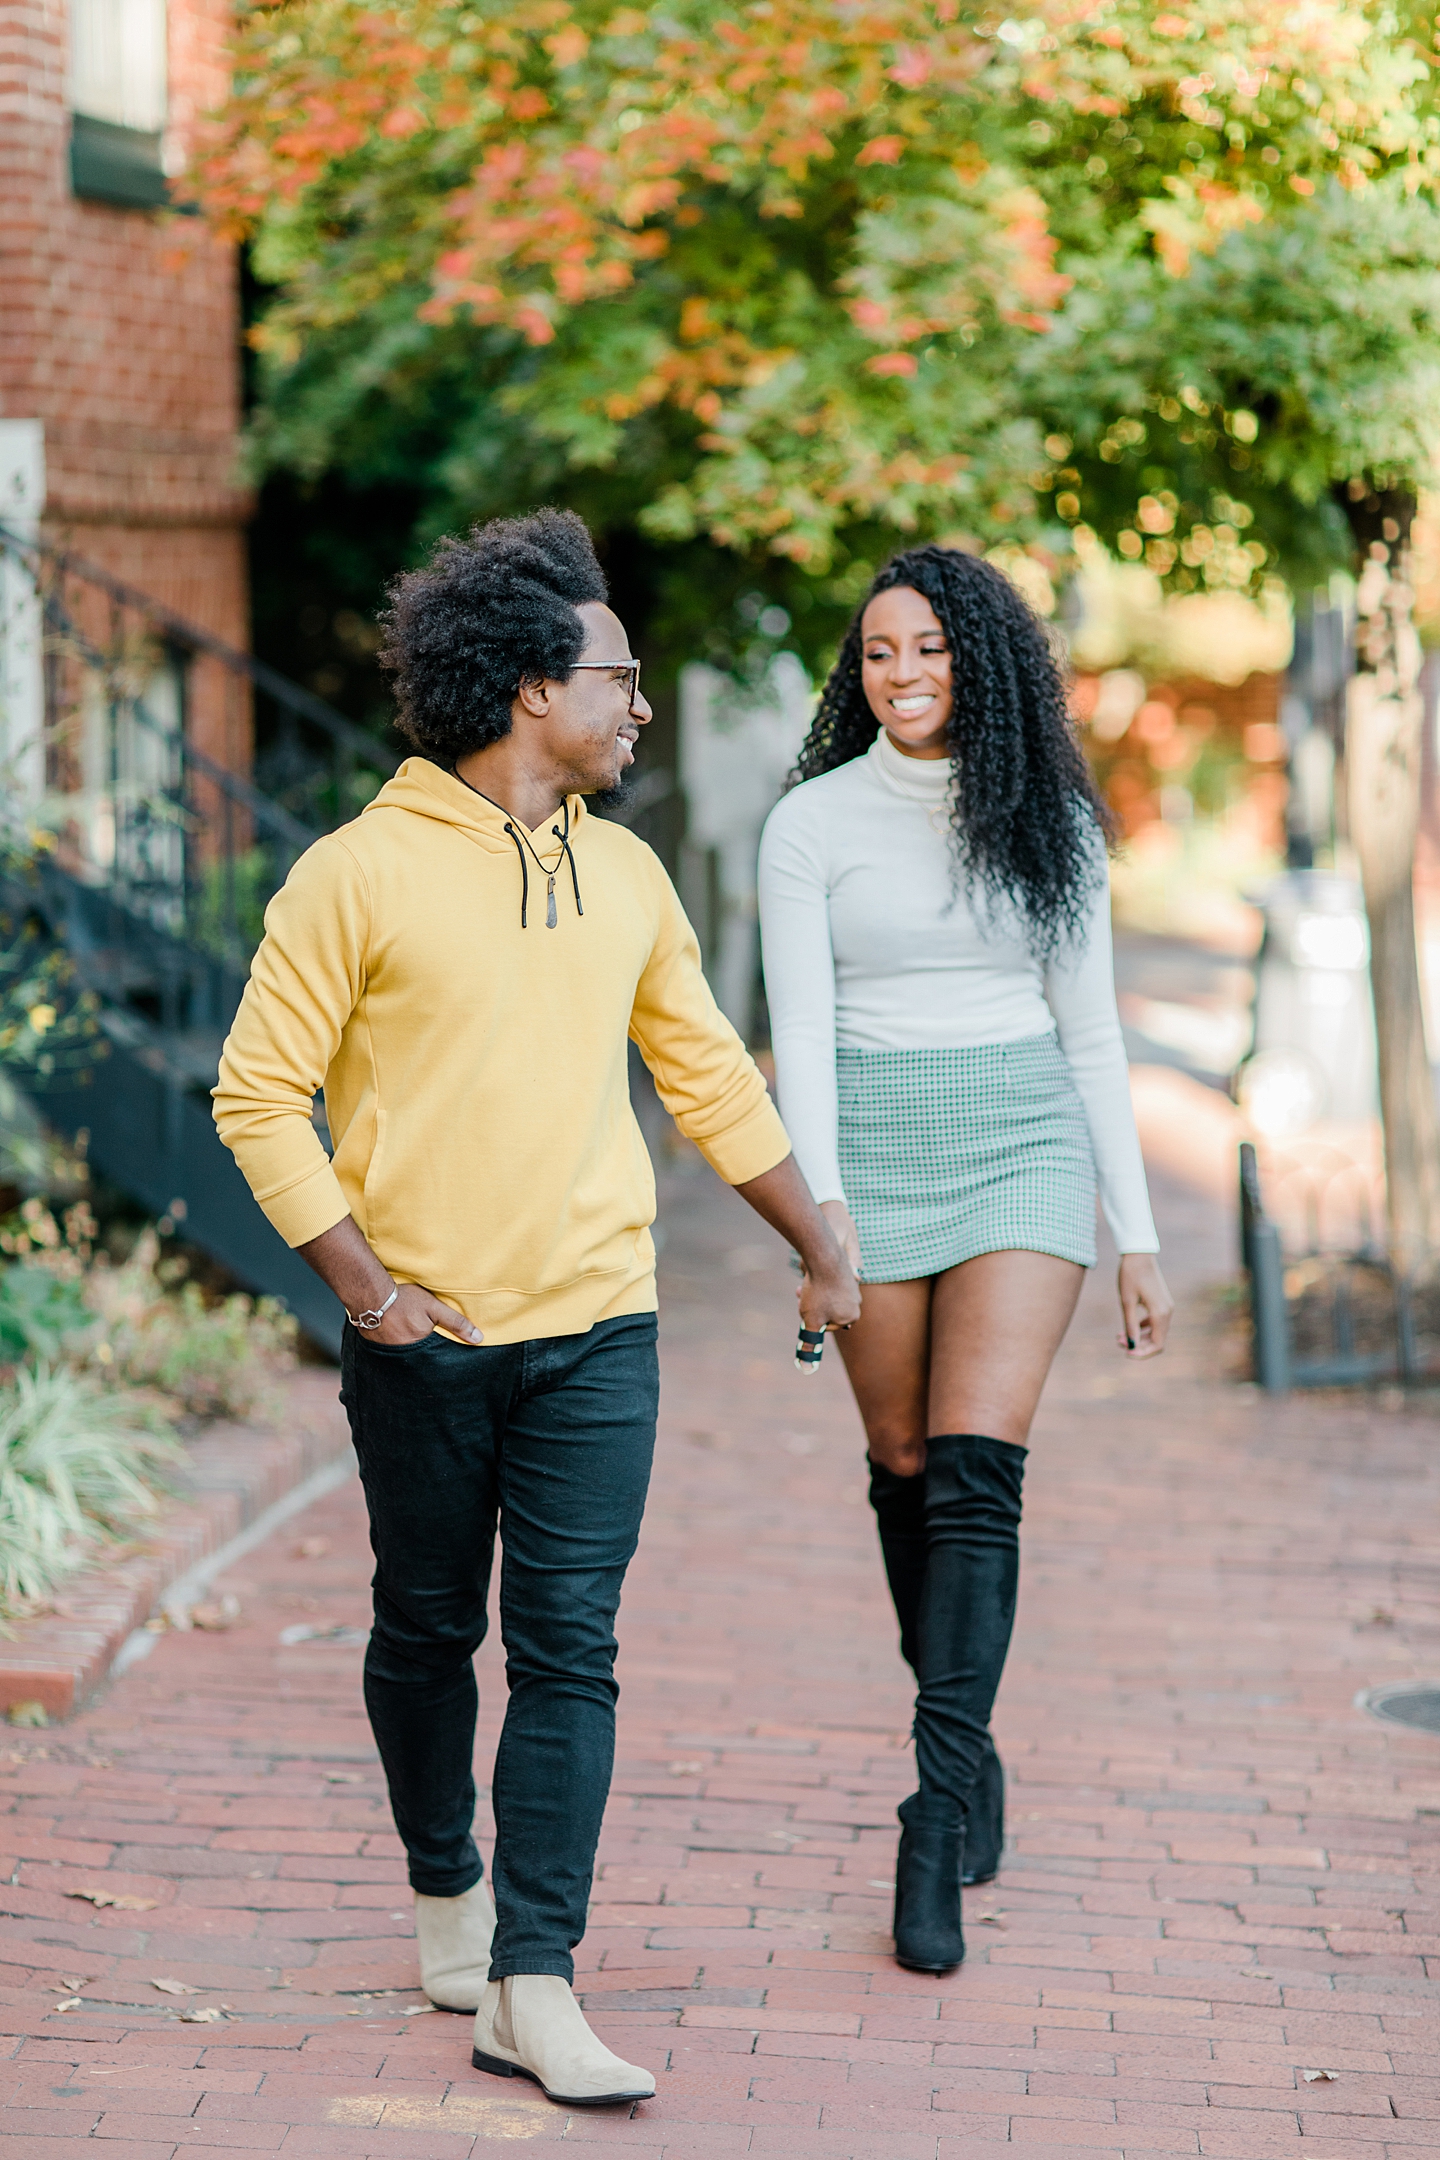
[836,1033,1098,1282]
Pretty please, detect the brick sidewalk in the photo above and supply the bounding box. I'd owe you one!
[4,1121,1440,2156]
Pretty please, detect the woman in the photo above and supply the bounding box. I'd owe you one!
[757,544,1171,1975]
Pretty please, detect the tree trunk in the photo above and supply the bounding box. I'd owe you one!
[1339,479,1440,1267]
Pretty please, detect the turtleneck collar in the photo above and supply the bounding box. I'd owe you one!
[868,727,955,802]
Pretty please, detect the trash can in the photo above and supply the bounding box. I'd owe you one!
[1239,870,1377,1139]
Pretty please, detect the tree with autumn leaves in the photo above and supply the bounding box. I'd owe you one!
[200,0,1440,1254]
[202,0,1440,593]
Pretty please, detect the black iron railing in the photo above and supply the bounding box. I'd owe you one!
[1,522,399,969]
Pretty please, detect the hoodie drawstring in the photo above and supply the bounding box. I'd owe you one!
[502,824,530,930]
[502,799,583,929]
[551,808,584,921]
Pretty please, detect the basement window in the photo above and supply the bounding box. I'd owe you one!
[68,0,170,210]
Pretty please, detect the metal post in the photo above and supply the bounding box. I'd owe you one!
[1251,1219,1291,1394]
[1240,1143,1291,1394]
[1239,1139,1259,1279]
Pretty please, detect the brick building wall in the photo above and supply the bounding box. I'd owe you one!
[0,0,250,774]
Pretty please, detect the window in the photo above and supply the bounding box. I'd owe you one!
[68,0,169,209]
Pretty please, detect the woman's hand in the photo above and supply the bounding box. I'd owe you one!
[798,1200,862,1337]
[731,1160,860,1338]
[820,1199,862,1277]
[1117,1253,1172,1359]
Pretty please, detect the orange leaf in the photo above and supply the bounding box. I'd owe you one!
[856,135,905,167]
[545,25,589,68]
[867,352,919,378]
[888,46,930,88]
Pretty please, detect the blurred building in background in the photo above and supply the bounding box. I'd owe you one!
[0,0,395,1344]
[0,0,250,797]
[678,654,811,1043]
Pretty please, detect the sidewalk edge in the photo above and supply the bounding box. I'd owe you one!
[0,1370,352,1722]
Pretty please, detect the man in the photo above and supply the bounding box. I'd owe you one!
[213,509,858,2107]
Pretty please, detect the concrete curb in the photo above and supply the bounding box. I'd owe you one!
[0,1368,352,1721]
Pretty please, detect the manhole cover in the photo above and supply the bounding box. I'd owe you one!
[1357,1683,1440,1733]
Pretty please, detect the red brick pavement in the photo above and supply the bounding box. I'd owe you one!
[3,1121,1440,2155]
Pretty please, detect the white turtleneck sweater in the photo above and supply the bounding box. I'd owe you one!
[756,731,1159,1254]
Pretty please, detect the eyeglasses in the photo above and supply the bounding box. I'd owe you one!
[571,658,642,711]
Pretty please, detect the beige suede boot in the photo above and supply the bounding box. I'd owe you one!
[471,1974,655,2104]
[414,1880,497,2011]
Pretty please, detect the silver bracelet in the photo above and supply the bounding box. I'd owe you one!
[349,1285,399,1331]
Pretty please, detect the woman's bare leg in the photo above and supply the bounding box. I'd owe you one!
[833,1250,1084,1469]
[833,1278,933,1472]
[927,1249,1085,1444]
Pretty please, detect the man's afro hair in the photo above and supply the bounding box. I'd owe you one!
[378,507,608,763]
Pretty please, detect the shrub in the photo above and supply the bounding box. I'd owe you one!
[0,1364,179,1607]
[88,1229,298,1420]
[111,1280,298,1419]
[0,1264,94,1366]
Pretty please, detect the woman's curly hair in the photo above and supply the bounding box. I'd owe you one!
[378,508,607,762]
[797,545,1113,955]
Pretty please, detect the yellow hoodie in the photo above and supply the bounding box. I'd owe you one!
[212,758,790,1341]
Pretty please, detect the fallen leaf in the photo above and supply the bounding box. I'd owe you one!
[667,1760,705,1776]
[1303,2068,1339,2082]
[179,2006,224,2023]
[975,1910,1006,1927]
[8,1701,48,1728]
[66,1888,158,1911]
[151,1978,199,1995]
[867,1880,895,1889]
[295,1537,330,1558]
[190,1595,243,1632]
[325,1772,363,1784]
[52,1998,81,2013]
[403,2003,435,2015]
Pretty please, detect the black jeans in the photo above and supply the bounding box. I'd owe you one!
[339,1312,659,1983]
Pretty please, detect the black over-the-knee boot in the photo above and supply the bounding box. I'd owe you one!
[868,1459,1006,1889]
[891,1434,1026,1973]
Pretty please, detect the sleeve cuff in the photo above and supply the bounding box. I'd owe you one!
[698,1099,793,1187]
[251,1163,353,1250]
